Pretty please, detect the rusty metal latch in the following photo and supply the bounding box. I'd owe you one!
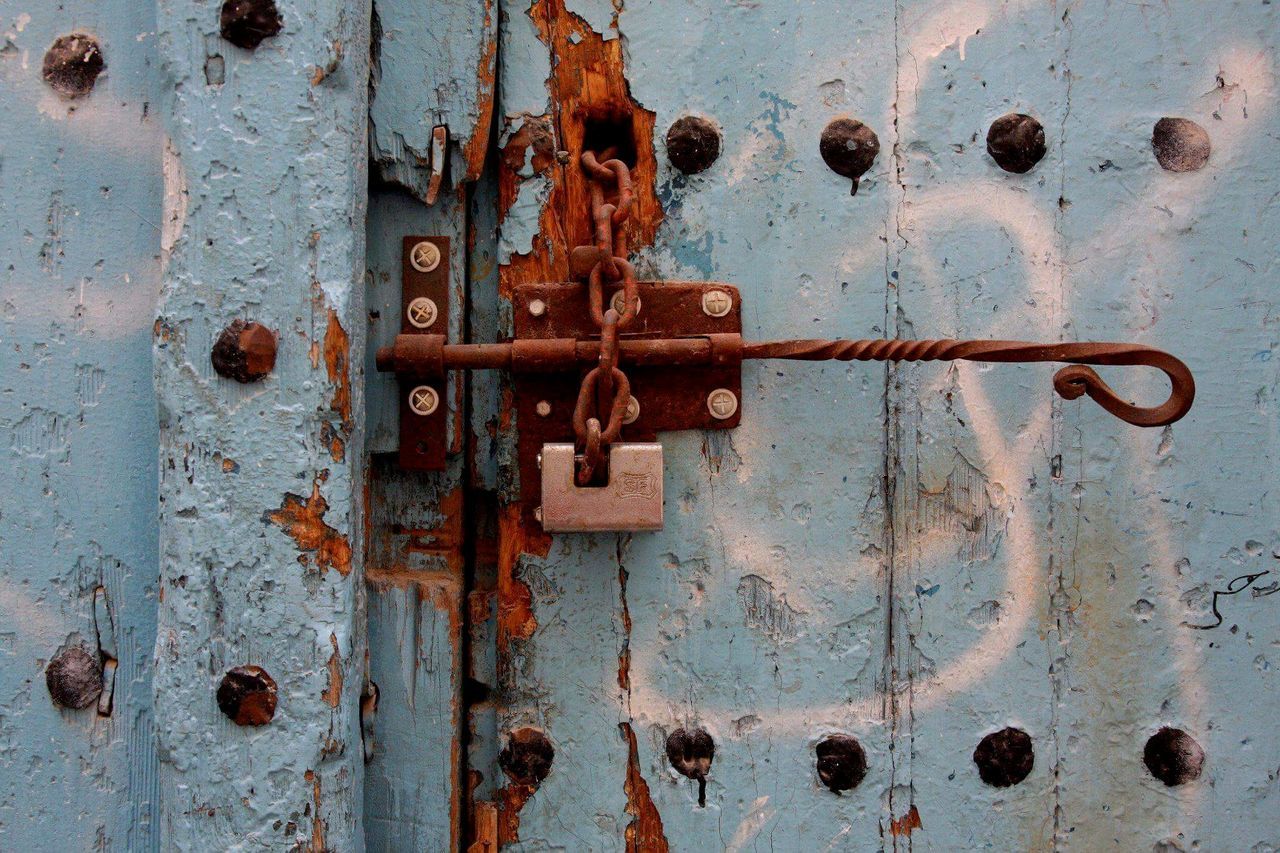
[378,151,1196,532]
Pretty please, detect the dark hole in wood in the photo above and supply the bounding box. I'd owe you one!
[1143,727,1205,786]
[582,110,637,168]
[973,727,1034,787]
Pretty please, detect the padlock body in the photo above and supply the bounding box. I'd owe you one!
[539,443,664,532]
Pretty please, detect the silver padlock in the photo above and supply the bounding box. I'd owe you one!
[538,443,664,532]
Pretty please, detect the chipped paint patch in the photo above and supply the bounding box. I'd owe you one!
[265,474,354,576]
[890,804,923,837]
[737,574,803,642]
[620,723,667,852]
[324,308,352,427]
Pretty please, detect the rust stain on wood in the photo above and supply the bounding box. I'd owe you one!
[303,769,326,851]
[498,0,662,292]
[496,504,546,650]
[323,308,352,426]
[620,722,668,852]
[322,632,342,708]
[468,801,498,853]
[265,472,353,576]
[462,0,498,182]
[496,781,535,845]
[890,804,922,837]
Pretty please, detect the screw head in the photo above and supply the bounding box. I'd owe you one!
[535,400,552,418]
[406,296,438,329]
[623,395,640,424]
[211,319,277,383]
[707,388,738,420]
[216,665,278,726]
[528,298,547,318]
[409,240,442,273]
[610,290,639,317]
[45,645,103,710]
[534,506,543,523]
[409,385,439,416]
[701,289,732,318]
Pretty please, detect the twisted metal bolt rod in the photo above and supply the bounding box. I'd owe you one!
[742,339,1195,427]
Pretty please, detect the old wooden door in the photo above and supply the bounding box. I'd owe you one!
[3,0,1277,850]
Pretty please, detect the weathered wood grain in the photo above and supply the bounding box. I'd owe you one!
[0,0,162,848]
[151,0,371,847]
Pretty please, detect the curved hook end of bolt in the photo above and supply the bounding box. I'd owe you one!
[1052,360,1195,428]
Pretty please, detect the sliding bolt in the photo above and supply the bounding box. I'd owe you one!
[701,289,732,317]
[409,385,439,416]
[707,388,738,420]
[409,240,441,273]
[407,297,438,329]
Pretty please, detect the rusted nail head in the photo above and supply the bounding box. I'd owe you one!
[217,665,278,726]
[211,319,277,383]
[46,645,103,710]
[819,117,880,195]
[666,115,722,175]
[1143,727,1205,786]
[499,727,555,786]
[1152,118,1210,173]
[986,113,1047,174]
[973,727,1034,787]
[665,727,715,780]
[42,34,105,98]
[815,734,868,793]
[220,0,283,50]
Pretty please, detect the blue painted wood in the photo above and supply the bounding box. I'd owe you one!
[487,1,1280,850]
[151,0,371,847]
[0,1,161,848]
[369,0,496,197]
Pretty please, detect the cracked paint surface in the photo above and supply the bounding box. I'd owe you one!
[150,0,370,846]
[487,1,1280,850]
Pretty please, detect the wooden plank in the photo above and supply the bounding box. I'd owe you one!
[0,2,162,848]
[151,0,371,847]
[888,4,1070,847]
[369,0,497,197]
[491,1,896,848]
[1054,4,1279,849]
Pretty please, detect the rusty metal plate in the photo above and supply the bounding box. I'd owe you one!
[512,281,742,506]
[398,235,450,471]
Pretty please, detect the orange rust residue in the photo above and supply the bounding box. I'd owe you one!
[468,800,498,853]
[324,308,352,427]
[890,804,922,837]
[322,633,342,708]
[462,0,498,182]
[617,565,632,691]
[303,769,325,852]
[497,0,663,293]
[496,505,547,651]
[265,473,353,576]
[320,421,346,463]
[496,782,536,845]
[221,457,238,473]
[620,722,668,852]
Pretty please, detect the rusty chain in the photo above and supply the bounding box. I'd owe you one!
[573,148,639,484]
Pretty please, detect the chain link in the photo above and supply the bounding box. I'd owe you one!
[575,149,636,485]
